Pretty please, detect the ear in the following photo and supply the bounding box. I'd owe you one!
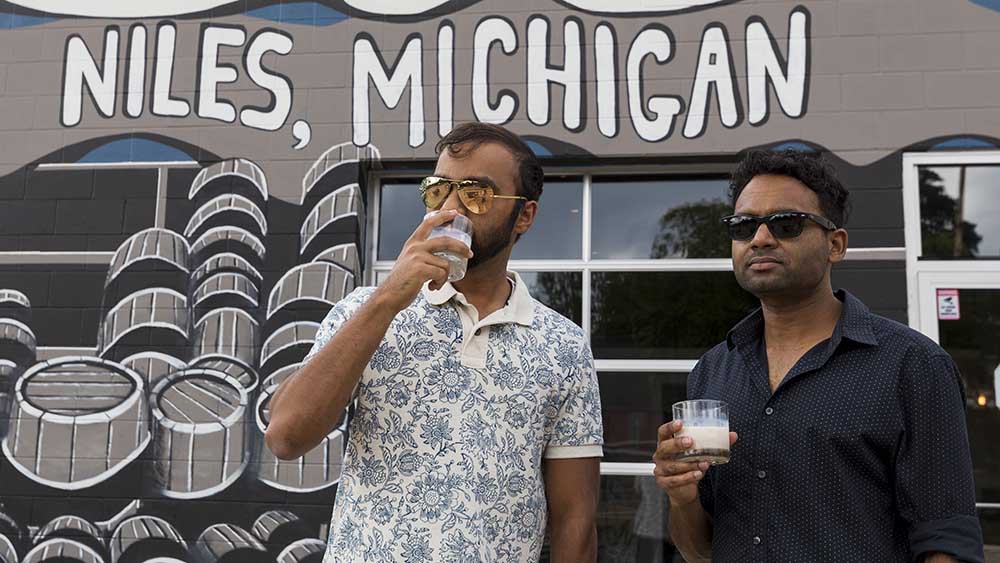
[828,228,848,264]
[513,200,538,236]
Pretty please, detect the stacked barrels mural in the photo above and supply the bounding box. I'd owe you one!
[0,141,377,563]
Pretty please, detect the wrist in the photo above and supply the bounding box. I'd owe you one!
[371,285,408,315]
[669,494,702,510]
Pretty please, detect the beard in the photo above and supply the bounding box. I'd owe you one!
[468,203,521,269]
[733,255,827,299]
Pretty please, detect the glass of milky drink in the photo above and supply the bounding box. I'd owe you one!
[427,213,473,282]
[672,399,730,465]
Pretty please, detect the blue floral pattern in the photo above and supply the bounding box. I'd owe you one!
[311,284,603,562]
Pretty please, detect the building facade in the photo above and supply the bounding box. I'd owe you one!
[0,0,998,561]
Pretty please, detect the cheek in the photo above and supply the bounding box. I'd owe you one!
[731,242,746,262]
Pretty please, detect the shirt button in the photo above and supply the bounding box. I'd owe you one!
[752,536,761,545]
[757,470,767,479]
[765,407,774,415]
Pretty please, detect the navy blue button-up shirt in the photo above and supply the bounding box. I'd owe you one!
[690,290,984,562]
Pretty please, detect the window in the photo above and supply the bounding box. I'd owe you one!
[916,165,1000,259]
[903,151,1000,534]
[590,176,731,259]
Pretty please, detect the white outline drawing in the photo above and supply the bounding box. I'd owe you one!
[189,158,268,202]
[3,356,150,491]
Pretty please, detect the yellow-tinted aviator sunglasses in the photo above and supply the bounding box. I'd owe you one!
[419,176,527,214]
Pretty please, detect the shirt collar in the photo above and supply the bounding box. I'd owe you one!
[421,271,535,327]
[726,289,878,350]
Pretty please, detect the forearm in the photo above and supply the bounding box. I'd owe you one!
[549,517,597,562]
[668,500,713,563]
[265,290,399,459]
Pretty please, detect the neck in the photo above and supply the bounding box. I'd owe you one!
[452,249,513,319]
[759,282,842,346]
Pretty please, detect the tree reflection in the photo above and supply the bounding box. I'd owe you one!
[533,272,582,327]
[651,199,732,259]
[920,168,982,257]
[590,271,757,359]
[587,199,756,358]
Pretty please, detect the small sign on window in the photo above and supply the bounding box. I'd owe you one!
[937,288,960,320]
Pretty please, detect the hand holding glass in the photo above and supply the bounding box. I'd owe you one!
[427,213,472,282]
[672,399,730,465]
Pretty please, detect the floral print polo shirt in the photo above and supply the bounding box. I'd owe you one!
[312,272,604,562]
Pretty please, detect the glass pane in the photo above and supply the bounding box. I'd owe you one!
[518,271,582,327]
[980,508,1000,557]
[591,176,731,259]
[378,179,424,260]
[599,372,687,463]
[591,271,759,359]
[919,165,1000,259]
[540,476,684,562]
[512,177,583,260]
[936,288,1000,502]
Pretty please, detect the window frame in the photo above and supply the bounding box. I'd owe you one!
[901,151,1000,330]
[903,151,1000,511]
[369,162,905,476]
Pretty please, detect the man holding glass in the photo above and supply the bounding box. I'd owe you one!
[653,151,984,562]
[265,122,603,562]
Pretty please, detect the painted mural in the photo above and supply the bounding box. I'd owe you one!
[1,0,1000,561]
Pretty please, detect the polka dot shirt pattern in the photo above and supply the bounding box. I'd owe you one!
[689,290,984,563]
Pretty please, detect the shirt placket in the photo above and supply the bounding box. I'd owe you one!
[454,300,511,368]
[744,350,774,557]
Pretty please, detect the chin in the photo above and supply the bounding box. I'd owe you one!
[736,274,791,297]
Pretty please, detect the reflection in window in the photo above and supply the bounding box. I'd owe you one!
[937,288,1000,502]
[512,178,583,260]
[540,476,680,562]
[919,166,1000,259]
[591,177,731,259]
[517,271,582,327]
[377,179,424,260]
[978,508,1000,551]
[598,372,686,463]
[591,271,758,359]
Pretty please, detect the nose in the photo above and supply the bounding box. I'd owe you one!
[749,221,777,249]
[438,187,466,214]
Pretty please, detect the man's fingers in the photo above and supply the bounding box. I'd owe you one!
[410,209,459,241]
[657,420,682,442]
[729,431,738,446]
[420,236,473,258]
[424,255,452,273]
[654,470,704,490]
[422,262,450,291]
[653,435,694,459]
[653,459,705,476]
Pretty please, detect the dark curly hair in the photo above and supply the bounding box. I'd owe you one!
[729,150,851,228]
[435,122,544,202]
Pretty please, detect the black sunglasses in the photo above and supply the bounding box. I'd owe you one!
[721,212,837,241]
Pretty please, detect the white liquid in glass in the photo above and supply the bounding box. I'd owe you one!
[675,425,730,465]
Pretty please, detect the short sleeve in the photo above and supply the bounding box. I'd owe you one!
[303,286,377,364]
[544,339,604,459]
[895,350,984,562]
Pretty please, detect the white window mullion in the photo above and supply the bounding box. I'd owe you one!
[582,174,593,340]
[600,462,654,476]
[366,172,382,287]
[595,359,696,373]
